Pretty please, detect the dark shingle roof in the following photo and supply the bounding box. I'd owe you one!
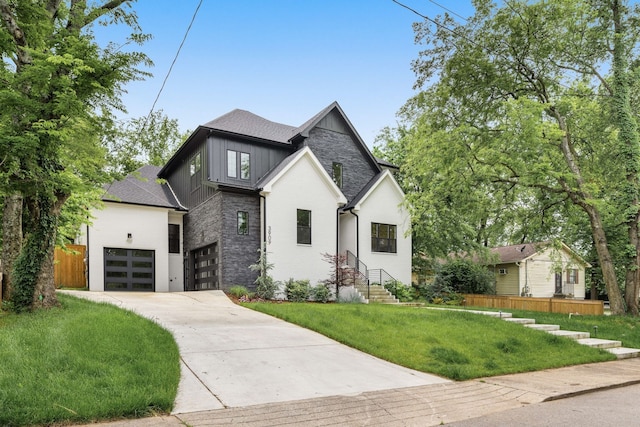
[203,109,297,143]
[490,242,548,263]
[103,165,185,210]
[343,171,385,210]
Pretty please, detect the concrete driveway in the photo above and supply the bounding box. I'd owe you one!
[60,291,449,414]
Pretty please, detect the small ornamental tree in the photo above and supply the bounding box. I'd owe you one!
[249,246,278,300]
[321,252,357,299]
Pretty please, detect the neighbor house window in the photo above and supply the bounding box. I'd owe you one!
[168,224,180,254]
[190,153,201,190]
[237,211,248,235]
[227,150,250,180]
[566,268,579,284]
[332,162,343,188]
[297,209,311,244]
[371,222,397,253]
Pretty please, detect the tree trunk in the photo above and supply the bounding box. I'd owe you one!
[585,205,625,315]
[31,193,68,309]
[1,193,23,301]
[11,193,67,311]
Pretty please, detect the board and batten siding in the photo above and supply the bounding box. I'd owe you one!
[206,135,291,187]
[165,143,214,209]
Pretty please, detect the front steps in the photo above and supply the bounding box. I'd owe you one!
[354,283,398,304]
[428,308,640,359]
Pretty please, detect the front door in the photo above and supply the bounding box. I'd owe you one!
[554,272,562,294]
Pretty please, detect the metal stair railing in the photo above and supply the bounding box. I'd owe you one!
[346,250,370,300]
[368,268,401,299]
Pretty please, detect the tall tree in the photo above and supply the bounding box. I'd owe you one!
[0,0,150,311]
[384,0,640,314]
[103,109,188,177]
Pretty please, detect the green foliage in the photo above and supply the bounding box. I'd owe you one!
[228,285,250,299]
[383,281,415,302]
[434,259,495,295]
[0,1,151,309]
[284,278,310,302]
[310,283,331,303]
[244,303,614,380]
[103,110,188,177]
[11,195,58,312]
[249,246,278,300]
[0,295,180,426]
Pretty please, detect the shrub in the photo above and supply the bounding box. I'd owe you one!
[285,279,310,302]
[310,283,331,303]
[434,259,495,295]
[228,285,250,298]
[384,280,414,302]
[249,246,278,300]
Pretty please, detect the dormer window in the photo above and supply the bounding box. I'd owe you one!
[227,150,250,180]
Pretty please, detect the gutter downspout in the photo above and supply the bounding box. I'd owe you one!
[346,207,359,258]
[260,194,267,246]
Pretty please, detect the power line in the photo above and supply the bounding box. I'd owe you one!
[142,0,203,130]
[426,0,468,22]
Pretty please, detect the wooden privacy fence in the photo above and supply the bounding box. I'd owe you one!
[463,294,604,315]
[54,244,86,288]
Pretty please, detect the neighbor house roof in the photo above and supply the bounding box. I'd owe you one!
[103,165,185,210]
[489,241,591,267]
[491,242,544,263]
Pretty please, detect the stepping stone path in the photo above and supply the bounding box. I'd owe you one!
[428,307,640,359]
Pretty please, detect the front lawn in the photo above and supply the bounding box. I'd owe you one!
[0,294,180,426]
[244,303,615,380]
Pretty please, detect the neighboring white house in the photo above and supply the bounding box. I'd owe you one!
[490,241,590,299]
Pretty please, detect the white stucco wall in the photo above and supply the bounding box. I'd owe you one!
[519,247,586,299]
[339,212,357,255]
[263,153,344,286]
[354,174,412,285]
[86,203,184,292]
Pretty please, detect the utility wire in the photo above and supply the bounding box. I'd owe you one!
[141,0,203,131]
[426,0,468,22]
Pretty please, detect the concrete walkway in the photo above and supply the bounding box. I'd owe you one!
[60,291,448,413]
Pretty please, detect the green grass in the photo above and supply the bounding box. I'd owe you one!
[0,294,180,426]
[501,308,640,348]
[244,303,615,380]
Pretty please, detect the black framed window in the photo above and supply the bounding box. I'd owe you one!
[332,162,343,188]
[237,211,248,235]
[227,150,250,180]
[168,224,180,254]
[297,209,311,245]
[371,222,397,253]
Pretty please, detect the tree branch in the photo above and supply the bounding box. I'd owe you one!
[0,0,31,67]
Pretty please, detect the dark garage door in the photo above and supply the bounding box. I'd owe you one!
[104,248,155,291]
[188,243,218,291]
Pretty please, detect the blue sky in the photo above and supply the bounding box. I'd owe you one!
[96,0,475,147]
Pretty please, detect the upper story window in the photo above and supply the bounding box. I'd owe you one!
[297,209,311,245]
[237,211,249,235]
[168,224,180,254]
[332,162,343,188]
[371,222,397,253]
[227,150,250,180]
[190,153,201,190]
